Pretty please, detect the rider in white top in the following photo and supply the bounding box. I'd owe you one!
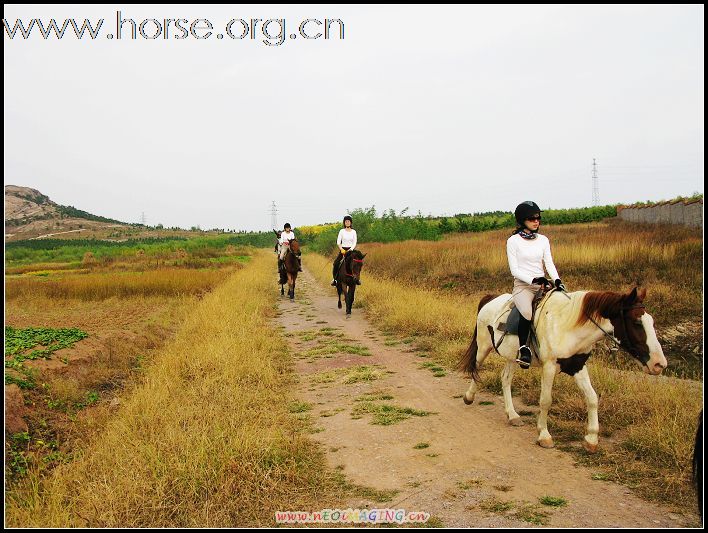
[278,223,302,271]
[337,227,357,249]
[507,201,565,369]
[332,215,359,286]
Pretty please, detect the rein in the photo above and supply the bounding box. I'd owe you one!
[344,257,364,277]
[556,289,645,357]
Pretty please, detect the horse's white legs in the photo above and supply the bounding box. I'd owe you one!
[573,365,600,453]
[501,361,523,426]
[537,361,558,448]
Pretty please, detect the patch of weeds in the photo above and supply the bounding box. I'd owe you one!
[494,484,513,492]
[425,453,440,458]
[419,361,447,377]
[591,472,611,481]
[310,370,339,384]
[343,365,387,384]
[413,442,430,449]
[407,480,422,488]
[539,496,567,507]
[384,339,400,346]
[458,478,484,490]
[479,401,494,406]
[480,497,514,513]
[287,400,313,413]
[514,503,549,525]
[352,402,433,425]
[355,392,394,402]
[329,447,341,452]
[452,394,463,399]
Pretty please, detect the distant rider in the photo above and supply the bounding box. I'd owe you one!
[331,215,359,286]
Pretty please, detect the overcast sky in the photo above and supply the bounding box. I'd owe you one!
[4,4,704,231]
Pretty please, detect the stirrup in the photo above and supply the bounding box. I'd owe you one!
[516,346,532,369]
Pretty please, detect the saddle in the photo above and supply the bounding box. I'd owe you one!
[496,285,553,336]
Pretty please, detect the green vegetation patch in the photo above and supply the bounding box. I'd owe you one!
[352,402,433,426]
[5,326,88,388]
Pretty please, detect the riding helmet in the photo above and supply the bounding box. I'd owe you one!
[343,215,353,226]
[514,201,542,226]
[284,223,291,230]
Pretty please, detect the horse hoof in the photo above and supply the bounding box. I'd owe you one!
[509,417,524,427]
[463,396,474,405]
[537,438,555,449]
[582,440,599,454]
[338,303,342,309]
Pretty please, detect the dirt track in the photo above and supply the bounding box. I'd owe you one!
[275,268,696,527]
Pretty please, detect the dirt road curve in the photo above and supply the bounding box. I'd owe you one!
[275,268,694,527]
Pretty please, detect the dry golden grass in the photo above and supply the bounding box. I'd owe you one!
[357,219,702,325]
[5,252,347,527]
[306,250,702,512]
[5,268,232,300]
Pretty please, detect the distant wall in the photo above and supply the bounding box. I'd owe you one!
[617,199,703,228]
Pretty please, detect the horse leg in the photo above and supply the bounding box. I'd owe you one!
[337,283,342,309]
[346,284,355,314]
[463,333,493,405]
[288,273,294,299]
[573,365,600,453]
[502,361,524,426]
[537,361,558,448]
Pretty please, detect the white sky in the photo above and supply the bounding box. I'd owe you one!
[4,4,704,231]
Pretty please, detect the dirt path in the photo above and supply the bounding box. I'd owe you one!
[275,268,694,527]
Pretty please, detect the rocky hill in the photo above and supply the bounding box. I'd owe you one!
[5,185,130,241]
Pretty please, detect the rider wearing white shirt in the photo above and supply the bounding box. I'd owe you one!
[331,215,359,286]
[507,201,565,369]
[278,223,302,271]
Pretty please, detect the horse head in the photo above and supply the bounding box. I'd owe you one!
[610,287,667,376]
[347,250,366,281]
[289,239,300,254]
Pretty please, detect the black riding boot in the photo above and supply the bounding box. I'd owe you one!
[516,316,532,369]
[331,258,340,286]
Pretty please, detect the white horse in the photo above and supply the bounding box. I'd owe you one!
[459,287,667,452]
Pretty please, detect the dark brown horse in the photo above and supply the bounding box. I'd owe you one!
[279,239,300,299]
[335,249,365,315]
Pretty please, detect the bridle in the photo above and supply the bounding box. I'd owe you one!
[344,255,364,278]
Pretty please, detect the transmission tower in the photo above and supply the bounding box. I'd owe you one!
[140,211,147,225]
[270,201,278,230]
[591,159,600,206]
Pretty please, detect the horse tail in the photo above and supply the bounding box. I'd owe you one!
[458,294,497,382]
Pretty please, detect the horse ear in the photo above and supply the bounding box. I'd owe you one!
[362,253,367,258]
[627,287,639,303]
[638,287,647,301]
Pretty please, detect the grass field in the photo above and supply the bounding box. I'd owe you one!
[305,221,702,512]
[4,252,364,526]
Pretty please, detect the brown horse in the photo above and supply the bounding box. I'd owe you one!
[335,249,365,315]
[279,239,300,299]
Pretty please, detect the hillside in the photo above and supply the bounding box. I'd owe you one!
[4,185,131,242]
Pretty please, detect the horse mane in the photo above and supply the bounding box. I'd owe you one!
[575,291,624,327]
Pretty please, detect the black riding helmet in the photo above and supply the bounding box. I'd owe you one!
[283,223,291,230]
[343,215,353,227]
[514,201,542,227]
